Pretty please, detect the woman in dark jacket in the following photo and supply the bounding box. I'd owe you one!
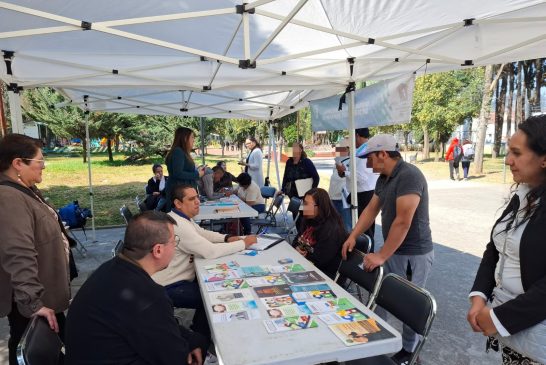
[145,163,169,210]
[281,142,319,199]
[467,115,546,364]
[164,127,204,211]
[293,188,347,279]
[0,134,72,365]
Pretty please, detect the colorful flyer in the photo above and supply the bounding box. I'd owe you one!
[212,309,261,323]
[328,319,381,346]
[202,270,240,283]
[281,271,324,284]
[253,284,292,298]
[268,263,306,273]
[260,295,295,309]
[290,283,332,292]
[204,279,250,292]
[240,265,271,277]
[208,289,255,304]
[292,289,337,302]
[204,261,240,274]
[266,304,311,318]
[263,315,319,333]
[210,300,258,314]
[304,299,338,313]
[245,275,286,286]
[318,307,369,325]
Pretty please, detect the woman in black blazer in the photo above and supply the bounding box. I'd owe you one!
[468,115,546,364]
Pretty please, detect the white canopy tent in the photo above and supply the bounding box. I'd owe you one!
[2,0,546,233]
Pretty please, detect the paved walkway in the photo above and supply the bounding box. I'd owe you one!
[0,178,509,364]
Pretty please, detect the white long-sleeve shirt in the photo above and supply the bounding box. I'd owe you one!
[152,212,245,286]
[344,155,378,193]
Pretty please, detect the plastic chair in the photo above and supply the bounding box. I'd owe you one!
[335,248,383,307]
[349,274,437,365]
[17,316,63,365]
[120,205,133,225]
[252,194,284,234]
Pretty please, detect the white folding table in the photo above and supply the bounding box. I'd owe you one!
[194,242,402,365]
[195,196,259,221]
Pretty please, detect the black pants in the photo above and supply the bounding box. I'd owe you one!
[7,303,66,365]
[349,190,376,252]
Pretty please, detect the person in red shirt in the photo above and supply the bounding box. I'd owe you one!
[445,137,462,180]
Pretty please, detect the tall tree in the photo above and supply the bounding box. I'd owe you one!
[493,68,508,158]
[474,65,496,174]
[505,63,515,140]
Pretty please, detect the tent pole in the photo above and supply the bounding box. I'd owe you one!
[83,101,96,241]
[200,117,206,166]
[7,90,24,134]
[271,123,288,227]
[267,122,273,180]
[348,90,358,228]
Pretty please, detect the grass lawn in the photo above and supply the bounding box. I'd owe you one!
[39,151,509,227]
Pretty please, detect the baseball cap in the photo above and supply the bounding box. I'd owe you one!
[359,134,399,158]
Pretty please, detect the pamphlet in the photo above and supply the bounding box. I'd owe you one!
[240,265,271,277]
[291,289,337,302]
[253,284,292,298]
[268,263,306,273]
[248,236,284,251]
[318,308,369,325]
[245,275,286,286]
[304,299,338,313]
[205,279,250,292]
[263,315,318,333]
[260,295,295,309]
[212,310,260,323]
[208,289,254,304]
[328,318,382,346]
[266,304,311,318]
[281,271,324,284]
[211,300,258,314]
[202,270,240,283]
[204,261,240,274]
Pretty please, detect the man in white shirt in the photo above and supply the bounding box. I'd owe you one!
[336,128,379,249]
[153,184,257,339]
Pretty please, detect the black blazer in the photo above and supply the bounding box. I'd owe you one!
[471,195,546,334]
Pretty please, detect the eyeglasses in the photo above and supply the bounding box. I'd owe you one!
[22,158,46,167]
[151,234,180,252]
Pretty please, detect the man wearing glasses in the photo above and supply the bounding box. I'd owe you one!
[153,184,257,340]
[65,211,208,365]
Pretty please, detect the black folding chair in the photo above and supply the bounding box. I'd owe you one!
[17,316,63,365]
[135,195,148,212]
[253,193,284,234]
[335,248,383,307]
[120,204,133,225]
[285,196,302,240]
[111,239,124,257]
[348,274,437,365]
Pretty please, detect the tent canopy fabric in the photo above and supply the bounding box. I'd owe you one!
[1,0,546,119]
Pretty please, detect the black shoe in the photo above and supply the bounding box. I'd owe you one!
[391,349,420,365]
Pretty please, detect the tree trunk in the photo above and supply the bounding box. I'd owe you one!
[474,65,496,174]
[433,131,440,162]
[515,61,524,125]
[534,58,544,113]
[82,138,87,163]
[114,134,120,153]
[422,126,430,160]
[107,137,113,162]
[493,72,507,158]
[524,60,533,119]
[505,64,514,140]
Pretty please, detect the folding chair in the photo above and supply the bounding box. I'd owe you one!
[135,195,148,212]
[335,248,383,307]
[285,196,301,241]
[111,239,124,257]
[17,316,64,365]
[252,193,284,234]
[348,274,437,365]
[120,205,133,225]
[260,186,276,206]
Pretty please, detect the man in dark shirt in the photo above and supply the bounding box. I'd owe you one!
[342,134,433,365]
[65,211,208,365]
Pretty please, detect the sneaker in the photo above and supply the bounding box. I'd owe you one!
[391,349,420,365]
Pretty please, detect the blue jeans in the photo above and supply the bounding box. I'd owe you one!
[165,280,210,338]
[241,203,266,235]
[332,199,352,233]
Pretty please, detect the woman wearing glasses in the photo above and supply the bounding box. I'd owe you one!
[0,134,73,365]
[293,188,347,279]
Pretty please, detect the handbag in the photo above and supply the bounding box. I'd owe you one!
[491,233,546,363]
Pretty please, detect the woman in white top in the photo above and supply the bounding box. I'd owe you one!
[468,115,546,364]
[239,137,264,188]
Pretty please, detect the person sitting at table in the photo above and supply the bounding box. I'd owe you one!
[233,172,266,235]
[146,163,169,211]
[65,211,208,365]
[293,188,347,279]
[214,161,237,192]
[152,184,257,340]
[197,166,225,200]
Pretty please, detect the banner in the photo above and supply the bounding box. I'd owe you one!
[310,74,415,131]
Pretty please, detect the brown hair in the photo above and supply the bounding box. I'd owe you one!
[302,188,344,228]
[246,136,261,150]
[166,127,194,164]
[0,134,42,172]
[293,142,308,159]
[122,211,177,260]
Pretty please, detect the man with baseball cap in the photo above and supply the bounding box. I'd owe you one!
[341,134,434,365]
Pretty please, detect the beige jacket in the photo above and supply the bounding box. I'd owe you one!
[152,211,245,286]
[0,173,70,318]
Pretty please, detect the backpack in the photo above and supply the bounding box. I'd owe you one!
[453,145,463,164]
[463,145,475,160]
[58,200,92,229]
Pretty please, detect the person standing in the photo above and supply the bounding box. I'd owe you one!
[342,134,434,365]
[336,128,378,248]
[281,142,320,199]
[329,138,352,232]
[0,134,72,365]
[467,116,546,364]
[239,136,264,187]
[445,137,463,181]
[164,127,205,211]
[461,139,475,180]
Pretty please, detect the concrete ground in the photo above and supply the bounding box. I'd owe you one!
[0,174,509,365]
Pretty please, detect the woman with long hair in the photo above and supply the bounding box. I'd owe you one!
[281,142,320,199]
[293,188,347,279]
[239,136,264,188]
[467,115,546,364]
[164,127,204,211]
